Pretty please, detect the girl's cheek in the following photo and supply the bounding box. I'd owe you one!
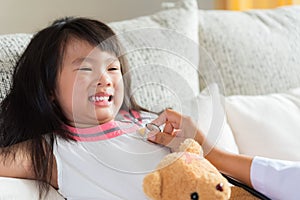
[74,75,91,84]
[117,74,124,87]
[117,80,125,96]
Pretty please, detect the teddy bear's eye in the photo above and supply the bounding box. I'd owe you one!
[216,183,224,192]
[190,192,199,200]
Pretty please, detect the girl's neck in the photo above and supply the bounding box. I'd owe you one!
[68,118,114,129]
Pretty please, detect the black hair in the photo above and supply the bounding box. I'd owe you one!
[0,17,147,198]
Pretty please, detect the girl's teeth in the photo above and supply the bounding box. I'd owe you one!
[90,96,109,102]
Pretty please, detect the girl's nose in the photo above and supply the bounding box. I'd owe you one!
[97,72,112,86]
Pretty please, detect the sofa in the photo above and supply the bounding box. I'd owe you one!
[1,0,300,199]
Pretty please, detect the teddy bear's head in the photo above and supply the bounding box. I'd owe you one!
[143,139,231,200]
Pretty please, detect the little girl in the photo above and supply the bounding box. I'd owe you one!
[0,17,170,199]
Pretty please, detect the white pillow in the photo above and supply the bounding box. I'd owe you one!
[181,84,239,154]
[198,6,300,96]
[0,177,64,200]
[109,0,199,112]
[225,88,300,161]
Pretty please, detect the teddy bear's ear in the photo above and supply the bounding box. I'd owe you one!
[143,171,162,200]
[179,138,203,156]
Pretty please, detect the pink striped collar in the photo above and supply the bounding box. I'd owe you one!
[65,110,142,142]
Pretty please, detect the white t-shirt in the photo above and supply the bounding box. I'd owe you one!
[251,156,300,200]
[53,110,170,200]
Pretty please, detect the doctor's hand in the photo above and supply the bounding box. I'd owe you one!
[147,109,205,151]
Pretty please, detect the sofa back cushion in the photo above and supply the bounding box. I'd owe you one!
[108,0,199,112]
[0,34,32,102]
[198,5,300,96]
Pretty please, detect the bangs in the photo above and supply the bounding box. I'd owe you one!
[56,23,122,71]
[65,19,121,56]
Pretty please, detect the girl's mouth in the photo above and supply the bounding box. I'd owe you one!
[88,91,114,107]
[89,95,113,102]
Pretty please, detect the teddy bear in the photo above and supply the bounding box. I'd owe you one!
[143,138,231,200]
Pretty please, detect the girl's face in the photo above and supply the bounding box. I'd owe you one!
[55,38,124,128]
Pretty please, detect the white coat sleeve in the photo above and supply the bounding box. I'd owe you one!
[250,156,300,200]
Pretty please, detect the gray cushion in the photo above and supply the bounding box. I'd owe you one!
[109,0,199,112]
[0,34,32,102]
[198,6,300,95]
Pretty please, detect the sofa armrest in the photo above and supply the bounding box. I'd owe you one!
[0,177,64,200]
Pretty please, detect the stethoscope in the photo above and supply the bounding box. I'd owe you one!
[118,119,161,141]
[118,111,161,141]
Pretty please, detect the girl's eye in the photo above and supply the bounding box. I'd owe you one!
[78,67,92,71]
[108,66,119,71]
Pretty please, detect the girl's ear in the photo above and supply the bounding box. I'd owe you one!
[49,91,56,101]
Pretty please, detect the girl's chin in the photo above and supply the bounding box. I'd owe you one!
[96,116,114,124]
[95,110,116,123]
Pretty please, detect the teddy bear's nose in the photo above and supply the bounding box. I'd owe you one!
[216,183,224,192]
[190,192,199,200]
